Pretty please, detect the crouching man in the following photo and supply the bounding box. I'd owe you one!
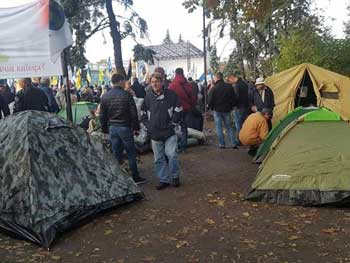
[141,73,183,190]
[239,108,272,156]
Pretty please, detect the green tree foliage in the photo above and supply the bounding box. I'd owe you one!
[133,44,156,65]
[209,45,220,73]
[163,29,173,44]
[61,0,148,74]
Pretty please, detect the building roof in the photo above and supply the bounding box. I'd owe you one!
[147,41,203,61]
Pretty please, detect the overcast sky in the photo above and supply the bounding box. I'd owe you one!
[2,0,350,63]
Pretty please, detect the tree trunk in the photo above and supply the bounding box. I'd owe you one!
[105,0,126,76]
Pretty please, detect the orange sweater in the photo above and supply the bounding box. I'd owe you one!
[239,112,269,146]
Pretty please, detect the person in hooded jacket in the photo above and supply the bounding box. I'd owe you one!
[169,68,197,152]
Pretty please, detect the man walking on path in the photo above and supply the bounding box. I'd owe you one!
[142,73,183,190]
[250,77,275,130]
[100,73,146,184]
[208,72,239,149]
[169,68,197,153]
[13,78,49,113]
[227,72,249,138]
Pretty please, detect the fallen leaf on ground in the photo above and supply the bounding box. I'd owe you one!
[242,212,250,217]
[206,218,215,225]
[104,230,113,235]
[141,256,156,262]
[321,228,339,234]
[176,240,189,248]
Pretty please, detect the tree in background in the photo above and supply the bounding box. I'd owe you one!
[209,45,220,74]
[163,29,173,44]
[62,0,148,76]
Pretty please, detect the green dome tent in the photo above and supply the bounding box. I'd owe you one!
[246,109,350,206]
[0,111,143,247]
[58,102,97,124]
[253,107,340,163]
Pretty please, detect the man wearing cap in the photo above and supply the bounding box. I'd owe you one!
[239,108,272,156]
[250,77,275,130]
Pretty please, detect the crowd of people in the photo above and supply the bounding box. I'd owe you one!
[0,66,275,190]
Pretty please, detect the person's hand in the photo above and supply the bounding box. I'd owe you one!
[102,133,109,140]
[251,106,257,112]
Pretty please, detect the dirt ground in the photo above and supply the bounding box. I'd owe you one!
[1,127,350,263]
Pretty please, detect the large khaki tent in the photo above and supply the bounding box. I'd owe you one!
[266,63,350,123]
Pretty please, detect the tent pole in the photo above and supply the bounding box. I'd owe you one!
[202,2,208,115]
[62,48,73,122]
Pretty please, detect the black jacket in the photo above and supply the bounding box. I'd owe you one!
[234,78,249,108]
[0,94,10,119]
[250,86,275,111]
[141,89,183,141]
[208,79,236,113]
[100,86,140,133]
[13,86,49,113]
[0,91,14,105]
[131,81,146,99]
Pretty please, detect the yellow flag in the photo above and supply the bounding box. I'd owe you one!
[50,76,58,86]
[99,69,104,83]
[76,69,81,89]
[87,67,92,84]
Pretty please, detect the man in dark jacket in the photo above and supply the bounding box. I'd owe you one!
[169,68,197,152]
[250,77,275,130]
[0,84,15,106]
[227,72,249,138]
[39,77,59,113]
[13,78,49,113]
[131,78,146,99]
[0,94,10,119]
[100,73,145,184]
[141,73,183,190]
[208,72,239,148]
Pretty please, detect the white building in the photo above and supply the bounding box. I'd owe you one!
[136,41,204,81]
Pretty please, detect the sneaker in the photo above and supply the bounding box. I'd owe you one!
[133,176,147,185]
[218,145,225,149]
[156,182,170,190]
[232,145,239,149]
[172,178,180,187]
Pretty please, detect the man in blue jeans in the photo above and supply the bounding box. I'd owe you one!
[141,73,183,190]
[208,72,239,149]
[100,73,146,184]
[227,72,249,139]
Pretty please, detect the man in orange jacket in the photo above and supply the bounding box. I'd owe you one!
[239,108,272,156]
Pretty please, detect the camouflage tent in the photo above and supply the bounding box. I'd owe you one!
[0,111,143,248]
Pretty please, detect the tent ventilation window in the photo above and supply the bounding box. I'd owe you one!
[320,83,339,99]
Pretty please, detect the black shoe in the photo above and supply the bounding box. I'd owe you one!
[156,182,170,190]
[172,178,180,187]
[133,176,147,185]
[232,145,239,149]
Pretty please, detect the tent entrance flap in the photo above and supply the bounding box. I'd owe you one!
[294,70,317,108]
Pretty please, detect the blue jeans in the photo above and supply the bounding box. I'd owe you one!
[109,126,139,178]
[151,135,180,183]
[213,111,239,147]
[233,108,248,138]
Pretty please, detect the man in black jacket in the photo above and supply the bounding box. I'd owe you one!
[100,73,145,184]
[13,78,49,113]
[0,94,10,119]
[131,78,146,99]
[227,72,249,138]
[250,77,275,130]
[208,72,239,148]
[141,73,183,190]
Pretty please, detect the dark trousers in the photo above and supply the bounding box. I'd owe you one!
[109,126,139,178]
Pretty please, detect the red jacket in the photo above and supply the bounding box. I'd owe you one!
[169,75,197,112]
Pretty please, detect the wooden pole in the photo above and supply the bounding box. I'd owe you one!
[62,48,73,122]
